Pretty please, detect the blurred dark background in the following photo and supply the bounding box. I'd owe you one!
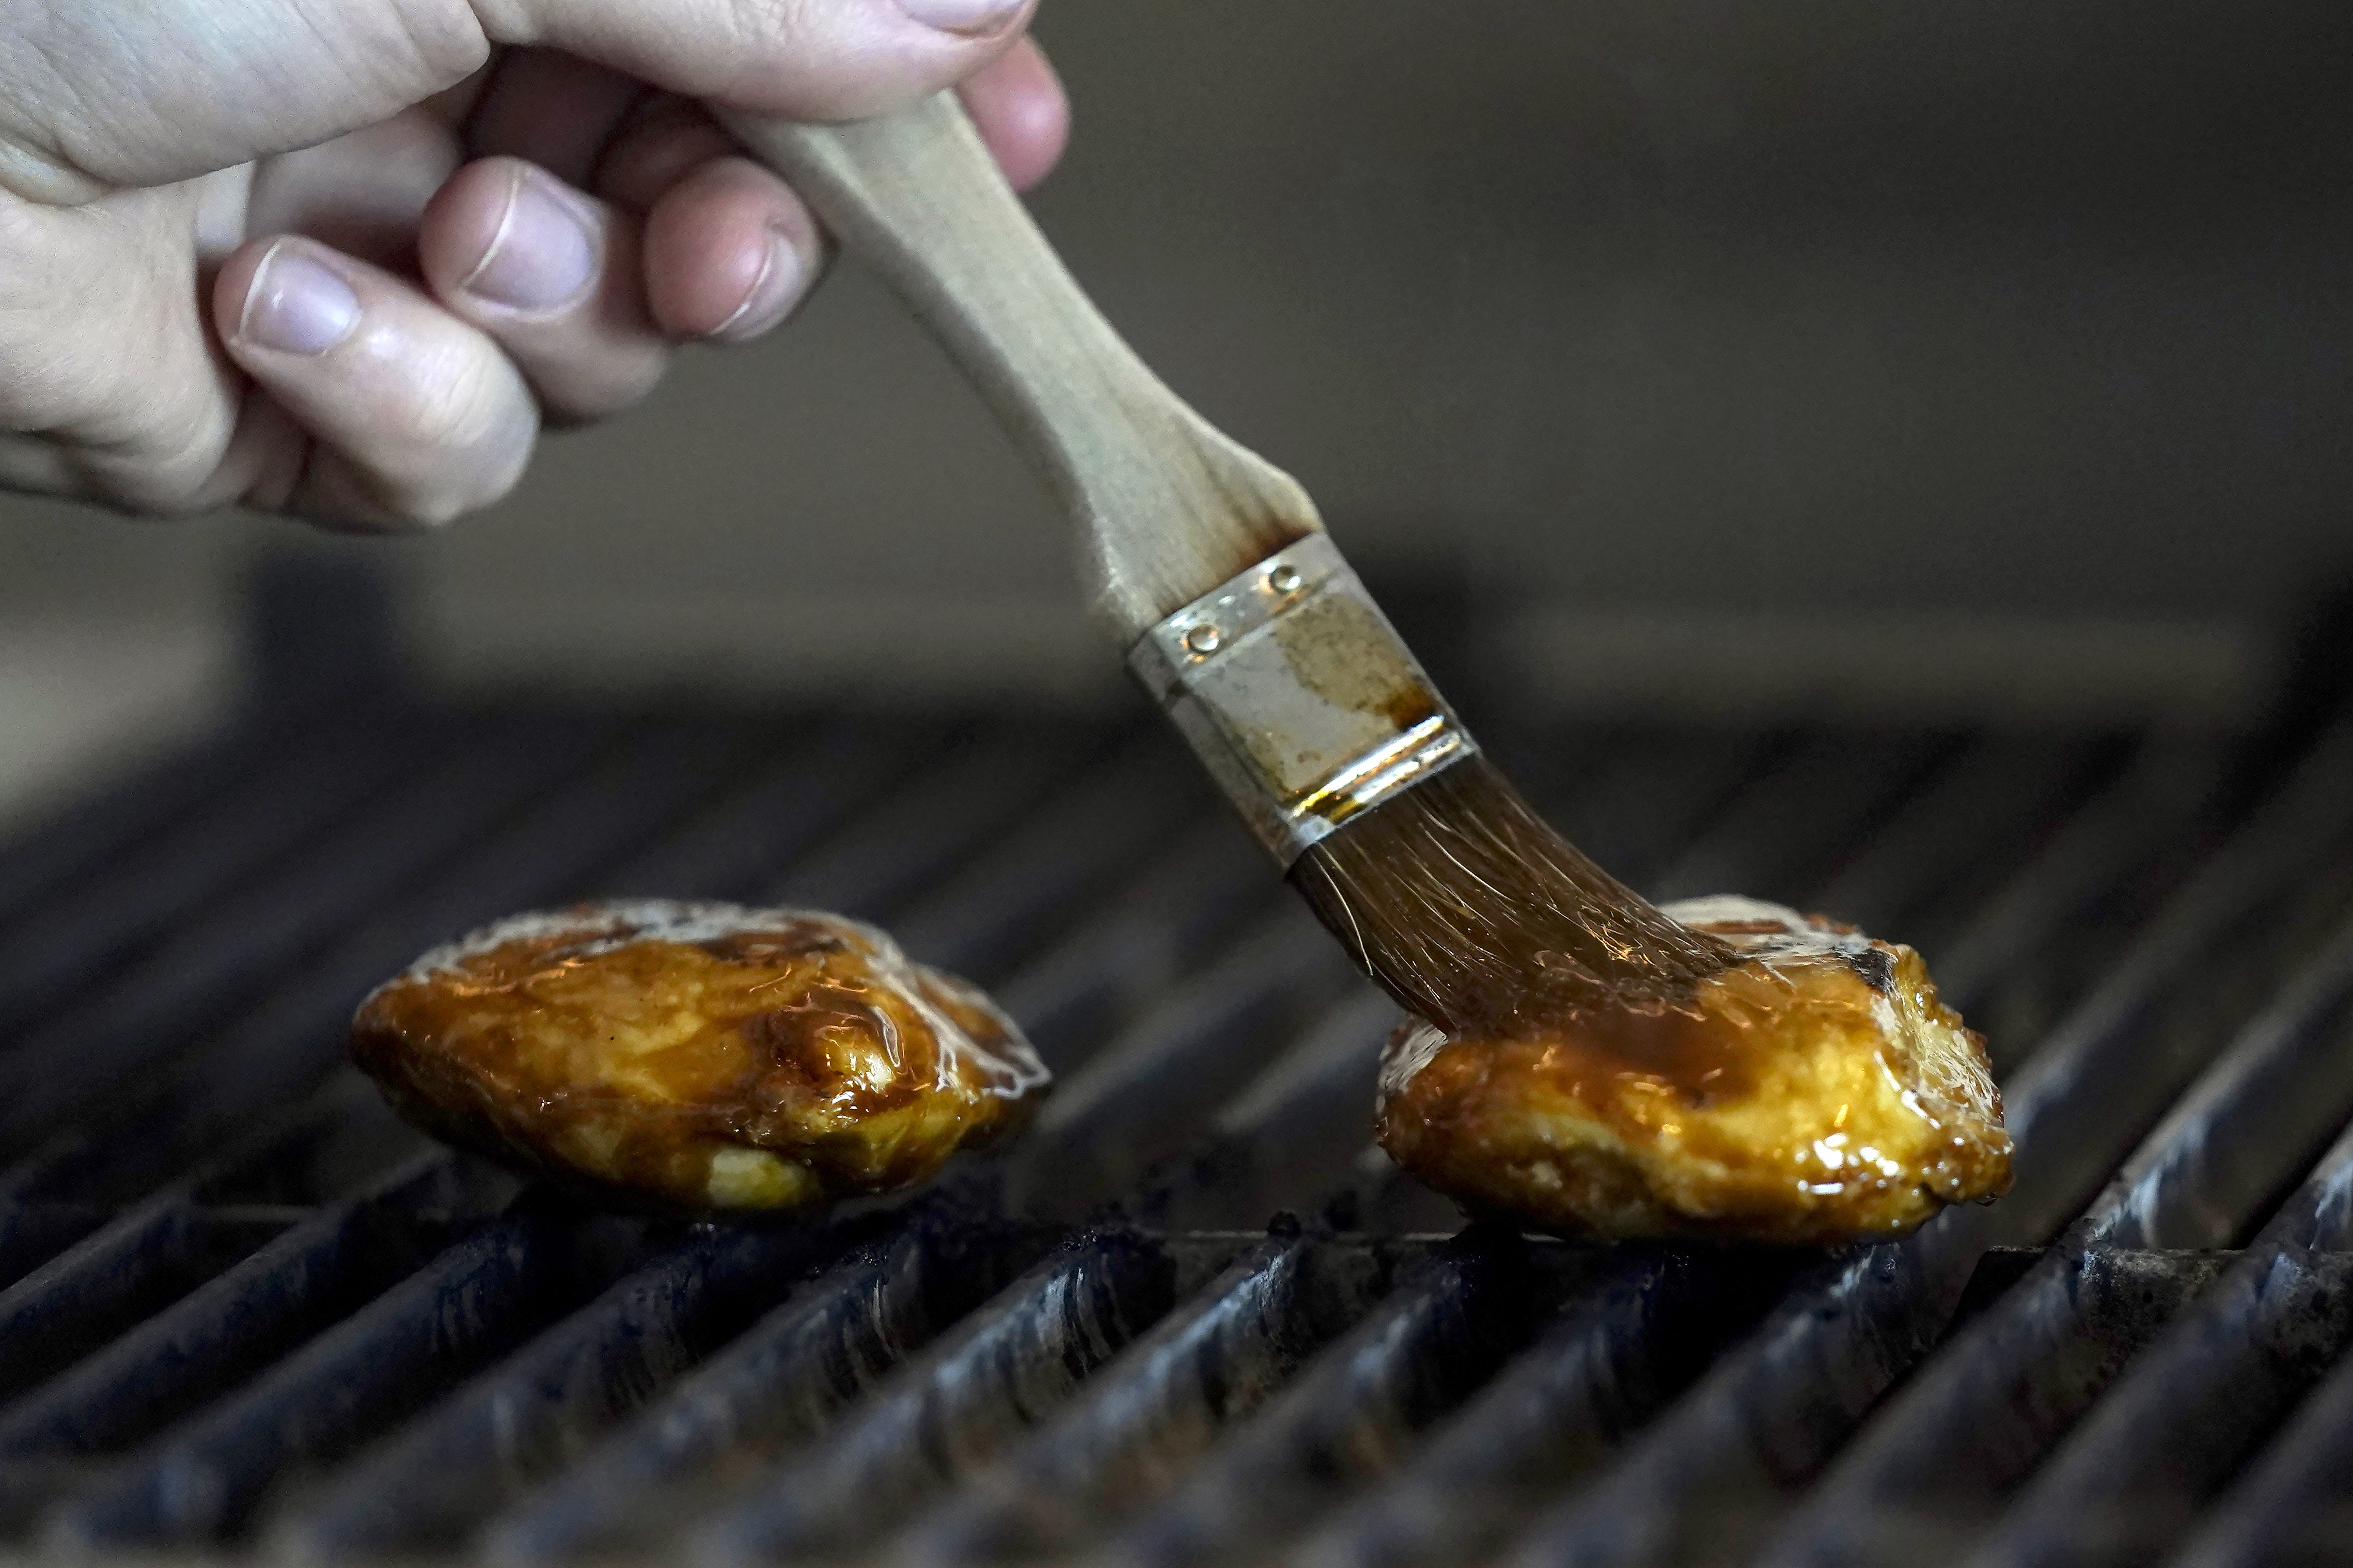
[3,0,2349,816]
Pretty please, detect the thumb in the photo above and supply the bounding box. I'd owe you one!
[0,0,1032,205]
[479,0,1039,119]
[0,3,489,203]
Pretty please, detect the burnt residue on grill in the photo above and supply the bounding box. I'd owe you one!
[0,566,2345,1566]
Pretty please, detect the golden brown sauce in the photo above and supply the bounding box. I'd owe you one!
[350,901,1047,1213]
[1509,987,1763,1106]
[1375,897,2011,1243]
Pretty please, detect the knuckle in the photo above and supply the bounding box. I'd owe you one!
[350,360,535,526]
[568,351,669,422]
[722,0,799,55]
[394,360,513,458]
[712,0,985,118]
[467,436,535,513]
[390,493,470,530]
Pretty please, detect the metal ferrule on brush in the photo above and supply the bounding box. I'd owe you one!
[1127,534,1479,866]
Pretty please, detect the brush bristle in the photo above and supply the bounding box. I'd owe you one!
[1289,755,1732,1033]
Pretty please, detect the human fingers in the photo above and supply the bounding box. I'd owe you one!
[580,30,1063,342]
[0,2,490,203]
[636,156,826,343]
[463,49,649,188]
[416,157,669,421]
[0,175,254,513]
[212,236,539,531]
[482,0,1039,119]
[955,36,1069,192]
[0,0,1036,208]
[244,110,464,273]
[484,30,1064,208]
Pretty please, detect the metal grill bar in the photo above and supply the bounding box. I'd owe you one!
[897,1234,1341,1565]
[776,728,2080,1561]
[0,713,705,1159]
[1955,1122,2353,1567]
[0,715,427,1042]
[266,1223,844,1558]
[0,1156,485,1469]
[1184,735,2136,1568]
[583,718,928,901]
[0,569,2347,1566]
[1511,727,1765,880]
[687,1230,1186,1565]
[1144,989,1394,1234]
[446,749,1273,1562]
[885,732,1203,984]
[1293,1246,1810,1568]
[1097,1232,1541,1568]
[1646,731,1953,905]
[1746,736,2353,1566]
[46,1210,636,1547]
[0,1204,109,1296]
[243,728,1193,1559]
[506,954,1381,1568]
[0,696,351,930]
[1925,737,2232,1048]
[2179,1295,2353,1567]
[1802,736,2105,945]
[753,726,1100,920]
[1072,742,2083,1568]
[12,714,865,1207]
[986,817,1266,1068]
[1494,721,2353,1568]
[478,1202,1066,1565]
[0,1199,290,1407]
[0,1084,421,1370]
[239,724,1210,1559]
[1005,915,1356,1220]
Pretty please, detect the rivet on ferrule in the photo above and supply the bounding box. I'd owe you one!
[1128,533,1479,866]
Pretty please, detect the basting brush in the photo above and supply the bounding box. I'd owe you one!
[722,96,1733,1031]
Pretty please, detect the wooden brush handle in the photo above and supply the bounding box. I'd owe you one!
[721,94,1321,641]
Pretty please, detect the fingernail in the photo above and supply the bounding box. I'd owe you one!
[240,244,359,356]
[461,167,597,312]
[893,0,1026,36]
[709,231,810,344]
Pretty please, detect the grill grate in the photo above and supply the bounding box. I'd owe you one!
[0,570,2350,1566]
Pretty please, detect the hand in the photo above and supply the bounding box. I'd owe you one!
[0,1,1068,532]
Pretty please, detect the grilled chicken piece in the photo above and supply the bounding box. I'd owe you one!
[1377,896,2011,1243]
[352,900,1047,1213]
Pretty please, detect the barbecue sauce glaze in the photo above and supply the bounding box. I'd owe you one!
[351,901,1047,1213]
[1376,896,2012,1242]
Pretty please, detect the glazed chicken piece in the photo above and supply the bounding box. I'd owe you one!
[351,900,1047,1213]
[1377,896,2011,1243]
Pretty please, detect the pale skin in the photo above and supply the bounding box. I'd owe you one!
[0,0,1070,532]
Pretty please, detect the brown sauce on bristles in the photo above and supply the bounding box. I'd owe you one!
[1289,755,1734,1036]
